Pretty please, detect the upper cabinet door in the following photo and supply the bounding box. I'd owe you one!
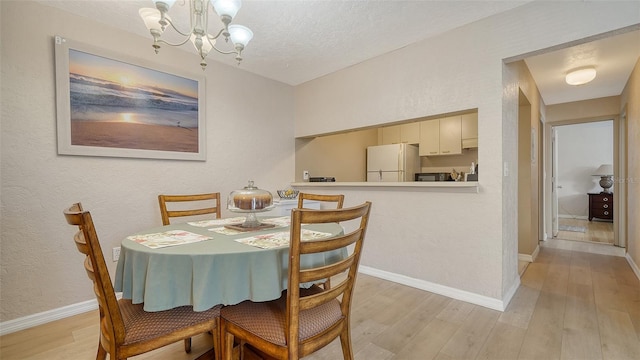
[439,116,462,155]
[381,125,401,144]
[381,123,420,144]
[461,113,478,139]
[400,122,420,144]
[419,119,440,156]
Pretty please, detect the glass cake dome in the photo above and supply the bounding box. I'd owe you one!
[227,180,274,228]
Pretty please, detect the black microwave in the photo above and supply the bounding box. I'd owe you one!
[415,172,451,182]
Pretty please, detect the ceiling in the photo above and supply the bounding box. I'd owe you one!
[39,1,640,105]
[525,29,640,105]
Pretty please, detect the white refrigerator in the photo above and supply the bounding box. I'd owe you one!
[366,143,420,182]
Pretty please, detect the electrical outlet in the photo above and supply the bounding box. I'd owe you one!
[112,247,121,262]
[303,170,310,180]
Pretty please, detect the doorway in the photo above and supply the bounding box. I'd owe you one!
[550,120,615,245]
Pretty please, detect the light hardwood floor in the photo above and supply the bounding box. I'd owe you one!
[1,246,639,360]
[556,218,614,245]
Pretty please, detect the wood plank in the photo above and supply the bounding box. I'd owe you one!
[437,306,500,359]
[435,299,476,325]
[475,321,527,360]
[371,294,450,353]
[392,319,460,360]
[354,343,394,360]
[517,292,566,359]
[499,284,540,329]
[592,269,629,312]
[597,306,640,360]
[561,283,602,360]
[520,261,549,290]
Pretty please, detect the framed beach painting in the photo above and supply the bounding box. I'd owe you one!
[54,36,206,161]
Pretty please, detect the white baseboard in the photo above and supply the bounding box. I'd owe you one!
[518,244,539,263]
[0,293,121,336]
[502,276,521,309]
[626,253,640,281]
[358,265,509,311]
[0,299,97,336]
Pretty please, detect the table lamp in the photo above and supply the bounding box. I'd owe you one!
[593,164,613,194]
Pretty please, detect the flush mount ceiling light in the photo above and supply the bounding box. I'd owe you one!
[565,67,597,85]
[139,0,253,70]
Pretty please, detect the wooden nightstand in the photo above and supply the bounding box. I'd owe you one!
[588,193,613,221]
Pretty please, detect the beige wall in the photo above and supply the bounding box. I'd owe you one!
[546,96,621,122]
[0,1,295,322]
[620,58,640,269]
[294,2,639,304]
[514,61,545,258]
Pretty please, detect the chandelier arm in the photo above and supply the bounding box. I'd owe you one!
[207,28,227,41]
[156,37,193,48]
[163,16,196,38]
[209,43,237,55]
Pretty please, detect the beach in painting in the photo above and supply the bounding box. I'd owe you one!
[68,49,200,153]
[71,121,198,152]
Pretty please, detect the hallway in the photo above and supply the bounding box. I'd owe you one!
[556,218,615,245]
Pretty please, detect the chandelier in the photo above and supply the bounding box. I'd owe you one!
[139,0,253,70]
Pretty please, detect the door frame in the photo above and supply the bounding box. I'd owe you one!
[543,116,622,247]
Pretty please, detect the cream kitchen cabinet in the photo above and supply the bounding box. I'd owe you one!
[381,122,420,145]
[381,125,400,144]
[419,116,462,156]
[418,119,439,155]
[461,112,478,149]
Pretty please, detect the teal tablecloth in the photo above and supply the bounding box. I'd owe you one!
[114,218,344,312]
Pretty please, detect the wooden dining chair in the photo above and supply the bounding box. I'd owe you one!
[297,192,345,289]
[158,192,221,225]
[220,201,372,360]
[297,192,344,210]
[63,203,221,360]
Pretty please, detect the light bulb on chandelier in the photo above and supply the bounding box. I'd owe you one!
[139,0,253,70]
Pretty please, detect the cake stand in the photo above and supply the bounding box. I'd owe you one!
[226,206,276,231]
[226,180,276,231]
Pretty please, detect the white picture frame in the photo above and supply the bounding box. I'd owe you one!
[54,35,206,161]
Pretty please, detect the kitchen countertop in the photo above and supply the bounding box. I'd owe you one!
[291,181,479,192]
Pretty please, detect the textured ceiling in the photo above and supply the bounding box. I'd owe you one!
[37,0,530,85]
[37,1,640,105]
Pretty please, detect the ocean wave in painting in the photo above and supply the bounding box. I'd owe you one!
[69,73,199,128]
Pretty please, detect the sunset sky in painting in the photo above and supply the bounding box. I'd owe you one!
[69,49,197,99]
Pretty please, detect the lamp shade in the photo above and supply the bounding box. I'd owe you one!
[228,25,253,46]
[152,0,177,9]
[212,0,241,19]
[593,164,613,176]
[139,8,164,31]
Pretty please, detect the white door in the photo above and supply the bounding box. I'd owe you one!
[551,127,559,237]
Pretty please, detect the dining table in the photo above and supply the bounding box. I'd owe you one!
[114,215,345,312]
